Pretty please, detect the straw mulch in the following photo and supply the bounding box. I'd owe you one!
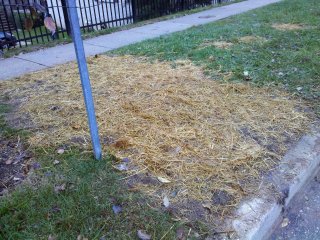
[0,55,311,218]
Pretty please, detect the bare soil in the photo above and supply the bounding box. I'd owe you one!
[0,136,32,195]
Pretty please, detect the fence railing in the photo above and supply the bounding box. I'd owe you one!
[0,0,233,49]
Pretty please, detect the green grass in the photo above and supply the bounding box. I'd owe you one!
[113,0,320,101]
[0,150,182,239]
[0,104,185,239]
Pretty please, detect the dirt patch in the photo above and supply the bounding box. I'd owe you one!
[0,55,312,223]
[200,40,233,49]
[0,137,32,195]
[238,36,267,44]
[272,23,305,31]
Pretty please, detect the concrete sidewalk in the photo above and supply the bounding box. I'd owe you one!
[0,0,280,80]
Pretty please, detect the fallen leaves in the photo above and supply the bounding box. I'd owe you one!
[157,177,171,183]
[54,183,66,194]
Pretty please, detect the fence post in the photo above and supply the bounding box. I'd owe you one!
[131,0,137,23]
[66,0,102,160]
[61,0,71,36]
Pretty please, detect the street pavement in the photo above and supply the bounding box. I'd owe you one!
[269,170,320,240]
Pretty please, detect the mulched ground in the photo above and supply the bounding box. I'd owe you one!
[0,136,32,195]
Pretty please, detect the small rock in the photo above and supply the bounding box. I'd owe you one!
[304,196,309,201]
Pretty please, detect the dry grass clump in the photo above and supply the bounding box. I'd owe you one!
[200,40,233,49]
[272,23,305,31]
[0,55,311,217]
[238,36,267,43]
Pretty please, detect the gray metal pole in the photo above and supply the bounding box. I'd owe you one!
[66,0,102,160]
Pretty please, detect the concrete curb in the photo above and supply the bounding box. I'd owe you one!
[231,128,320,240]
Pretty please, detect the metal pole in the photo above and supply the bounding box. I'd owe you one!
[66,0,102,160]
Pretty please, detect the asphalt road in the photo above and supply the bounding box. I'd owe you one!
[269,170,320,240]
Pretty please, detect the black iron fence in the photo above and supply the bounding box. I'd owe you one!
[0,0,233,49]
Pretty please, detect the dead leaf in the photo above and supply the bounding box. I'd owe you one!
[163,196,170,208]
[176,227,186,240]
[114,163,128,171]
[72,124,81,130]
[57,148,64,154]
[5,159,13,165]
[53,160,60,165]
[54,183,66,193]
[48,235,56,240]
[137,230,151,240]
[77,235,88,240]
[24,18,33,31]
[202,202,212,211]
[281,217,289,228]
[112,139,130,149]
[157,177,171,183]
